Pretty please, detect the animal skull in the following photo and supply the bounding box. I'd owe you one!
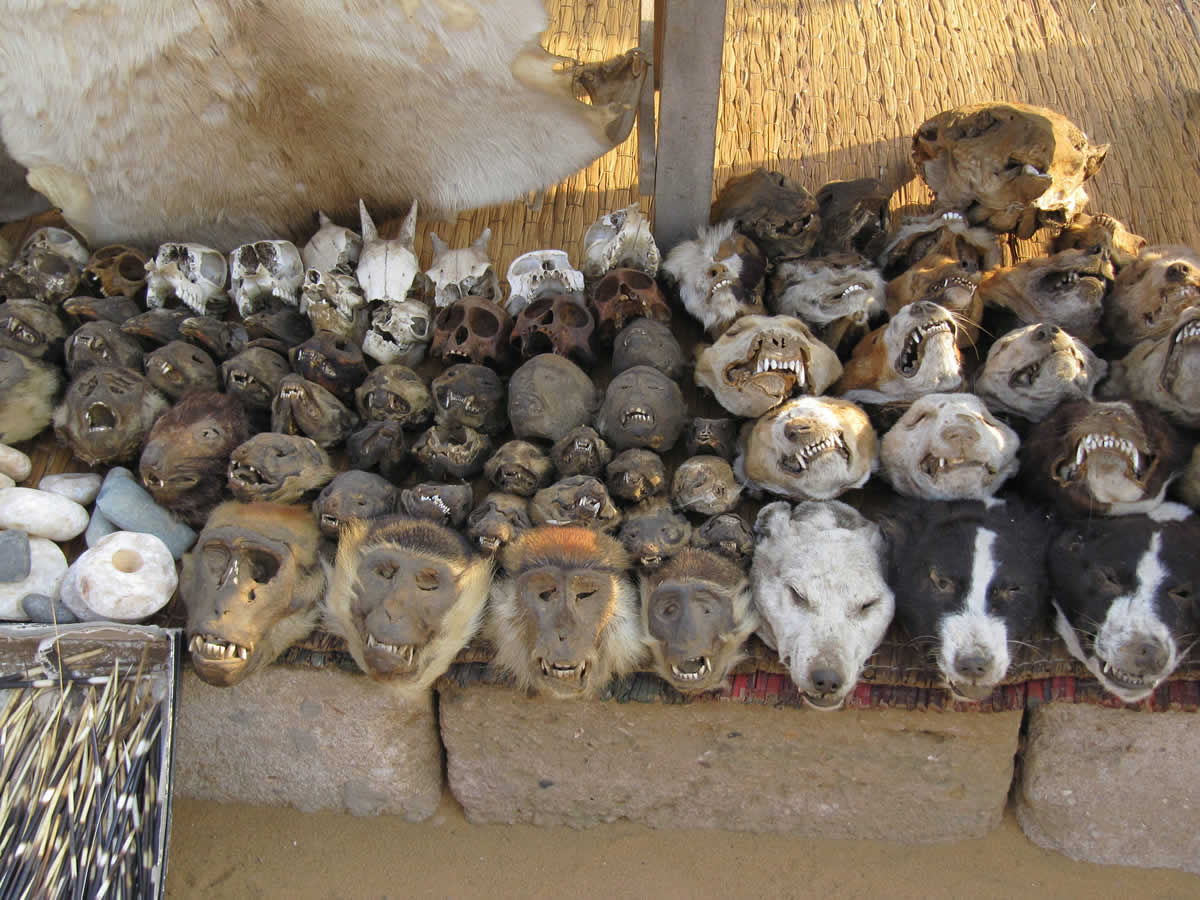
[356,201,423,304]
[299,265,369,342]
[228,240,305,317]
[581,204,660,280]
[145,243,229,316]
[504,249,584,316]
[362,298,433,367]
[3,226,89,304]
[85,244,149,298]
[425,229,500,309]
[301,211,362,274]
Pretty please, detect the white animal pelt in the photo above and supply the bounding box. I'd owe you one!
[0,353,61,444]
[0,0,643,248]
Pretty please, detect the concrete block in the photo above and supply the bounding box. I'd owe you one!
[1016,704,1200,873]
[176,665,442,820]
[439,682,1021,840]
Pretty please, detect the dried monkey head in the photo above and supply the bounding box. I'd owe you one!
[1104,308,1200,429]
[595,365,686,453]
[814,177,890,258]
[222,347,291,412]
[1054,212,1145,272]
[144,341,220,400]
[530,475,622,533]
[324,517,492,692]
[243,306,313,348]
[431,363,507,434]
[183,502,325,687]
[737,396,878,501]
[834,301,963,404]
[0,299,67,362]
[693,513,755,566]
[641,548,757,693]
[0,348,62,444]
[65,321,144,377]
[139,392,251,526]
[271,374,358,448]
[710,168,821,259]
[672,455,742,517]
[410,423,491,480]
[355,365,432,429]
[880,393,1021,501]
[289,332,368,405]
[120,308,190,348]
[617,499,691,569]
[686,418,738,460]
[466,492,532,555]
[484,440,555,497]
[228,433,336,504]
[62,294,141,326]
[313,470,398,538]
[53,367,169,465]
[605,448,668,504]
[695,315,843,418]
[662,221,768,336]
[489,527,642,699]
[550,425,612,478]
[975,323,1106,421]
[508,354,599,443]
[979,247,1114,346]
[611,317,685,380]
[1103,245,1200,351]
[1021,399,1186,517]
[345,420,408,483]
[912,102,1109,236]
[399,482,474,529]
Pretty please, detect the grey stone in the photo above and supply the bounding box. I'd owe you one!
[0,530,30,581]
[1016,704,1200,874]
[94,467,197,558]
[175,666,442,820]
[439,683,1021,839]
[85,508,118,547]
[21,593,79,624]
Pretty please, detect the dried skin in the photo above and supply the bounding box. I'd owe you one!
[508,354,599,443]
[345,420,408,483]
[551,425,612,478]
[693,513,755,566]
[228,432,335,504]
[611,317,684,380]
[271,374,358,448]
[605,448,667,504]
[815,177,890,258]
[1102,308,1200,429]
[121,308,190,348]
[672,456,742,517]
[411,423,491,480]
[485,440,554,497]
[710,169,821,259]
[1054,212,1145,271]
[595,365,686,453]
[662,221,767,336]
[431,364,507,434]
[0,348,62,444]
[975,323,1106,421]
[222,347,290,412]
[686,418,738,461]
[178,316,248,361]
[399,482,474,529]
[53,367,169,465]
[289,332,368,405]
[879,211,1002,281]
[466,492,532,555]
[355,365,432,429]
[65,320,144,377]
[182,502,325,686]
[617,500,691,569]
[0,298,67,361]
[1103,245,1200,351]
[313,470,398,538]
[144,341,220,400]
[886,254,983,350]
[530,475,622,533]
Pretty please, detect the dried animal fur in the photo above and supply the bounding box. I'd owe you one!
[0,349,61,444]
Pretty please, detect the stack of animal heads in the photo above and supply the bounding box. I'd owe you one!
[488,526,642,700]
[640,548,757,694]
[182,502,325,687]
[323,516,492,695]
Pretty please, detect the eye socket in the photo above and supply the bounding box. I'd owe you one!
[415,568,440,591]
[538,587,555,603]
[787,585,810,609]
[575,589,597,602]
[658,601,679,618]
[245,549,280,583]
[906,411,932,429]
[1168,585,1192,605]
[375,562,398,580]
[857,597,879,615]
[929,569,955,593]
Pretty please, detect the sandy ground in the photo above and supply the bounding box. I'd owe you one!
[167,790,1200,899]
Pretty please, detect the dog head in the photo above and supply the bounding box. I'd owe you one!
[1105,307,1200,430]
[751,501,894,709]
[1050,505,1200,703]
[834,301,962,404]
[974,322,1106,421]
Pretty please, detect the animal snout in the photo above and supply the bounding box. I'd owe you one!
[1122,638,1170,675]
[809,667,844,696]
[1032,324,1062,342]
[953,652,991,680]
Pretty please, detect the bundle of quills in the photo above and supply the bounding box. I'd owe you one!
[1,101,1199,711]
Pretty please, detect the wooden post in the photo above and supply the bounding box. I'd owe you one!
[636,0,658,198]
[651,0,727,251]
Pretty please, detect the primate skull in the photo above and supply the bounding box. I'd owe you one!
[504,249,585,316]
[145,242,229,316]
[362,297,434,367]
[228,240,305,316]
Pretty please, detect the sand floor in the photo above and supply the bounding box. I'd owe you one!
[166,790,1200,899]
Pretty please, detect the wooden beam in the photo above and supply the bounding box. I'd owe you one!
[651,0,727,250]
[636,0,657,198]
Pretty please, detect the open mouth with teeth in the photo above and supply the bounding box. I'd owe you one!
[1162,316,1200,395]
[1056,432,1146,483]
[279,385,307,401]
[365,633,420,674]
[922,275,977,308]
[896,317,954,377]
[189,633,251,663]
[477,535,502,552]
[440,389,481,415]
[1096,656,1159,693]
[781,431,850,473]
[920,454,995,479]
[620,406,655,431]
[538,659,587,685]
[320,513,340,531]
[707,274,737,300]
[5,320,40,345]
[86,402,117,432]
[723,336,809,396]
[229,463,268,486]
[669,656,711,682]
[417,493,451,516]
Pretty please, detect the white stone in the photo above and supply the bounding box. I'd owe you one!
[59,531,178,623]
[0,473,13,490]
[0,488,89,541]
[0,444,32,482]
[0,538,67,620]
[38,473,103,506]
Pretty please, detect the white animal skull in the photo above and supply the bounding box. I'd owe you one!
[504,249,584,316]
[581,203,660,280]
[362,298,433,367]
[7,227,90,303]
[228,239,305,317]
[145,242,229,316]
[299,266,369,341]
[426,229,500,309]
[356,200,422,304]
[301,211,362,274]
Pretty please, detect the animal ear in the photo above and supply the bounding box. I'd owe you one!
[429,233,449,257]
[753,501,792,538]
[398,200,419,250]
[359,200,378,243]
[472,228,492,253]
[1085,143,1109,179]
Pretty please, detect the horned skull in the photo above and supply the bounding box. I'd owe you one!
[425,229,500,309]
[356,200,423,304]
[301,211,362,274]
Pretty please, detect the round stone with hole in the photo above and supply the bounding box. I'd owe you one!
[59,531,178,622]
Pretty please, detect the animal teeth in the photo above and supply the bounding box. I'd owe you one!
[190,634,250,662]
[1102,660,1149,686]
[540,660,585,679]
[1175,322,1200,343]
[366,634,418,663]
[670,657,711,681]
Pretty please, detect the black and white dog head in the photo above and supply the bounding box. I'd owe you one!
[881,496,1053,702]
[1049,503,1200,703]
[751,500,894,710]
